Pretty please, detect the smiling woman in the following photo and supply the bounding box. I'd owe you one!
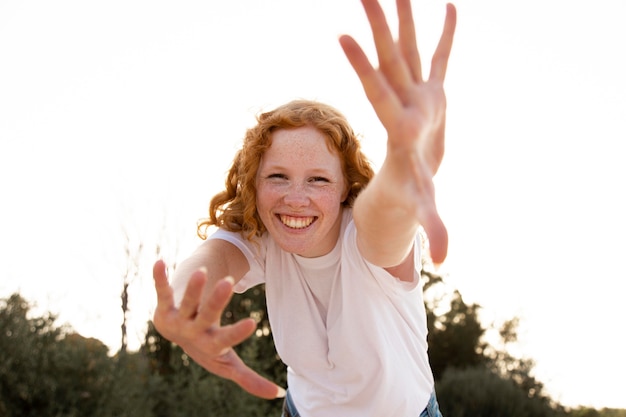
[2,0,625,412]
[151,0,458,414]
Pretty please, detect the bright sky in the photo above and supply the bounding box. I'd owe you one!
[1,0,625,410]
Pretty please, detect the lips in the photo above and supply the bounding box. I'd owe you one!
[279,214,316,229]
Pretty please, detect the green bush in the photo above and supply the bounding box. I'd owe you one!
[0,294,113,417]
[436,366,561,417]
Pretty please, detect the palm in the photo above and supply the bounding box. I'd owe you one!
[340,0,456,176]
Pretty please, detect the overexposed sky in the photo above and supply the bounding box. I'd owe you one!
[1,0,625,409]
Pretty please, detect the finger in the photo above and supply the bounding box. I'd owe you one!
[195,276,235,328]
[236,367,287,400]
[360,0,413,91]
[339,35,401,127]
[178,268,207,319]
[226,351,287,399]
[153,260,177,337]
[397,0,422,82]
[188,345,286,399]
[422,205,448,265]
[153,260,174,313]
[429,3,457,81]
[411,172,448,264]
[213,318,257,350]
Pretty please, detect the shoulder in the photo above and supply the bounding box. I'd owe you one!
[209,228,266,256]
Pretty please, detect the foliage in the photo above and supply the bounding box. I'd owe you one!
[421,268,565,415]
[426,288,488,380]
[436,366,563,417]
[0,293,113,417]
[569,408,626,417]
[2,277,624,417]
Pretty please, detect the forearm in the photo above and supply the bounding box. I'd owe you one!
[353,147,432,268]
[171,239,249,306]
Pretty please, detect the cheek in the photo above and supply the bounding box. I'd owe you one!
[317,188,345,212]
[256,183,280,212]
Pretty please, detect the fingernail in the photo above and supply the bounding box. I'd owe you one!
[276,387,286,399]
[224,276,235,286]
[198,266,208,275]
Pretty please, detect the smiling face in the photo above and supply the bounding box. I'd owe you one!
[256,126,348,258]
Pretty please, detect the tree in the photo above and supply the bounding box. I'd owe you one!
[485,317,552,403]
[92,351,158,417]
[120,227,144,354]
[436,366,563,417]
[421,266,563,415]
[570,408,626,417]
[0,293,112,417]
[422,268,488,381]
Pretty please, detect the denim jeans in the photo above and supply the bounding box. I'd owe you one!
[281,390,443,417]
[419,391,443,417]
[281,391,300,417]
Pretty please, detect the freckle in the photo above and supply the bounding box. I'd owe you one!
[284,140,313,162]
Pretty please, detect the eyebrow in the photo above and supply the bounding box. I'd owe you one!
[262,165,335,175]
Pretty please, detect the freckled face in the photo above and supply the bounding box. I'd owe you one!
[256,126,348,258]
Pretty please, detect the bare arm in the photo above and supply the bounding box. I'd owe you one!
[171,239,250,307]
[340,0,456,273]
[152,239,285,399]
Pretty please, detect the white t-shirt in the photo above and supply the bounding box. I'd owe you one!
[210,208,434,417]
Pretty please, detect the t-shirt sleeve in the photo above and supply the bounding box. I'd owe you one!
[208,229,267,293]
[343,219,423,293]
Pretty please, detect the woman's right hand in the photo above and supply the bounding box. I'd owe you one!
[152,260,285,399]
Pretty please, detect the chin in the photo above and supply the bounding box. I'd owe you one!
[277,240,312,256]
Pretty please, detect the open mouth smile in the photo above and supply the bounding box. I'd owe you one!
[278,214,317,229]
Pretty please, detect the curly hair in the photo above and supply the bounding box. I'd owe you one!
[197,99,375,241]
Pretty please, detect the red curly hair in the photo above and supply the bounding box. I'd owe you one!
[197,99,375,241]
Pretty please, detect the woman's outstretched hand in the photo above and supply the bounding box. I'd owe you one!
[152,260,285,400]
[339,0,457,264]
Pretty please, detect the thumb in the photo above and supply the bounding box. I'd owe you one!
[216,347,286,400]
[422,207,448,265]
[234,365,286,400]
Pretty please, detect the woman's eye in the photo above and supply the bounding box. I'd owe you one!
[310,176,329,183]
[267,173,287,180]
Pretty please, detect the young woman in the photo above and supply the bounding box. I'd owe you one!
[153,0,456,415]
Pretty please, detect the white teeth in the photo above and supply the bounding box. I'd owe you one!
[280,215,314,229]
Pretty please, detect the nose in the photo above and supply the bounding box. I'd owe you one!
[283,183,310,208]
